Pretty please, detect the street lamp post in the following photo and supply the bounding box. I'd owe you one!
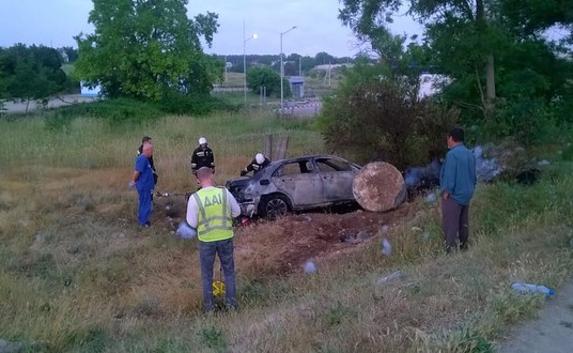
[280,26,297,109]
[243,22,258,105]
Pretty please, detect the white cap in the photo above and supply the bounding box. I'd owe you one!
[198,137,207,145]
[255,153,265,164]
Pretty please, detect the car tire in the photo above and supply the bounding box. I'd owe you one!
[259,194,291,220]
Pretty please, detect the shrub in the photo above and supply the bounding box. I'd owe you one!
[319,78,459,170]
[246,66,291,98]
[158,92,239,115]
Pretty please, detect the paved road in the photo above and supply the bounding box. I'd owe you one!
[497,279,573,353]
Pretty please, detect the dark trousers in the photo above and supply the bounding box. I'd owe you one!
[137,187,153,225]
[199,239,237,311]
[441,197,470,252]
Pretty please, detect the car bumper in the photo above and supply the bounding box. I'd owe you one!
[239,201,258,217]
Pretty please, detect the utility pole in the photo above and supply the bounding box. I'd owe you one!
[243,22,258,105]
[280,26,297,109]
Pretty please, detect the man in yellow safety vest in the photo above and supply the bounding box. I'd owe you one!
[186,167,241,312]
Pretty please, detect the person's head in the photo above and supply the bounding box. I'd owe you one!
[255,153,265,165]
[196,167,214,187]
[198,137,208,148]
[447,127,465,148]
[142,142,153,157]
[141,136,152,144]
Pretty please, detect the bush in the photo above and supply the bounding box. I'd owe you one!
[158,92,239,115]
[319,78,459,170]
[246,66,291,98]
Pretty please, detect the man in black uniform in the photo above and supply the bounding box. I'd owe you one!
[191,137,215,174]
[137,136,158,186]
[241,153,271,176]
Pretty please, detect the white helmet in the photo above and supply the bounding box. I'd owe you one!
[198,137,207,145]
[255,153,265,164]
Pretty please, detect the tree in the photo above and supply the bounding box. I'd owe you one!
[75,0,221,101]
[340,0,573,140]
[0,44,68,112]
[246,66,291,97]
[319,63,458,168]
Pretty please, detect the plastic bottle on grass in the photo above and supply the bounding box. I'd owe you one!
[511,282,555,298]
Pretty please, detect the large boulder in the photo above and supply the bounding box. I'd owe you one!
[353,162,406,212]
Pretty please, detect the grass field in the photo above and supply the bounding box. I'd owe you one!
[1,110,573,353]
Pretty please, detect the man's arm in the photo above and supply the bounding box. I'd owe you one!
[209,149,215,168]
[191,149,198,170]
[186,196,199,229]
[131,170,140,183]
[226,189,241,218]
[440,153,456,199]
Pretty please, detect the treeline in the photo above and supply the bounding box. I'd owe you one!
[0,44,78,111]
[217,52,356,76]
[320,0,573,168]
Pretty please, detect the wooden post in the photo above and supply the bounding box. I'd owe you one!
[264,134,273,160]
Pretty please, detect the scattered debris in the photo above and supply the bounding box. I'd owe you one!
[404,159,441,192]
[511,282,555,298]
[375,271,403,286]
[303,261,317,274]
[424,192,438,205]
[176,222,196,240]
[0,339,24,353]
[381,238,392,256]
[537,160,551,167]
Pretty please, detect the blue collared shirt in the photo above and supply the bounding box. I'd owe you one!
[440,144,477,205]
[135,155,155,191]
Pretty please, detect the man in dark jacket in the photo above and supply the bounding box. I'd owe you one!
[137,136,158,185]
[440,127,477,253]
[241,153,271,176]
[191,137,215,174]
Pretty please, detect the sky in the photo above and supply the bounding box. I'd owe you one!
[0,0,424,57]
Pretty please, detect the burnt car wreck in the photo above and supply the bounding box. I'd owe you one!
[226,155,361,219]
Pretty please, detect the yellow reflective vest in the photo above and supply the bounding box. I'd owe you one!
[193,187,234,242]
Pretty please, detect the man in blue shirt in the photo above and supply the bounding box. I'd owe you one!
[130,143,155,227]
[440,127,477,252]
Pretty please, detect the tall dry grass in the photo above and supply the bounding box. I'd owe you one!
[0,110,572,352]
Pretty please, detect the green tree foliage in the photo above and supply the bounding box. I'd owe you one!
[75,0,221,101]
[319,62,458,169]
[339,0,573,145]
[246,66,291,97]
[0,44,68,111]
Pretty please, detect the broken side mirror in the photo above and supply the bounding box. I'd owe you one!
[260,179,270,186]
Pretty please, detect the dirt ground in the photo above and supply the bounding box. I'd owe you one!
[154,194,419,276]
[496,279,573,353]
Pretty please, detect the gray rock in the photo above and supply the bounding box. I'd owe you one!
[0,340,24,353]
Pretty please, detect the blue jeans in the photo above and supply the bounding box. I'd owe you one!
[199,239,237,311]
[137,187,153,225]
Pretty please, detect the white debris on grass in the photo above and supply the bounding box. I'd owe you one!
[381,238,392,256]
[303,260,317,274]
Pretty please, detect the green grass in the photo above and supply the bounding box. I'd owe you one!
[0,110,572,352]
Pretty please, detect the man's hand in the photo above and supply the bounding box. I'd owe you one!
[240,170,247,177]
[128,181,136,189]
[442,191,449,200]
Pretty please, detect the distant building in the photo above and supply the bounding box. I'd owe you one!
[80,82,102,97]
[288,76,305,98]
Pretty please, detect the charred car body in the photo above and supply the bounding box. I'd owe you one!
[226,155,361,219]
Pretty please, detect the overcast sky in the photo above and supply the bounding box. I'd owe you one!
[0,0,424,57]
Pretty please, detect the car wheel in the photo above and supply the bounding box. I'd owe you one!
[260,195,290,220]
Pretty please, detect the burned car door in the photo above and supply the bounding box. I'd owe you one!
[272,160,324,207]
[315,157,357,202]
